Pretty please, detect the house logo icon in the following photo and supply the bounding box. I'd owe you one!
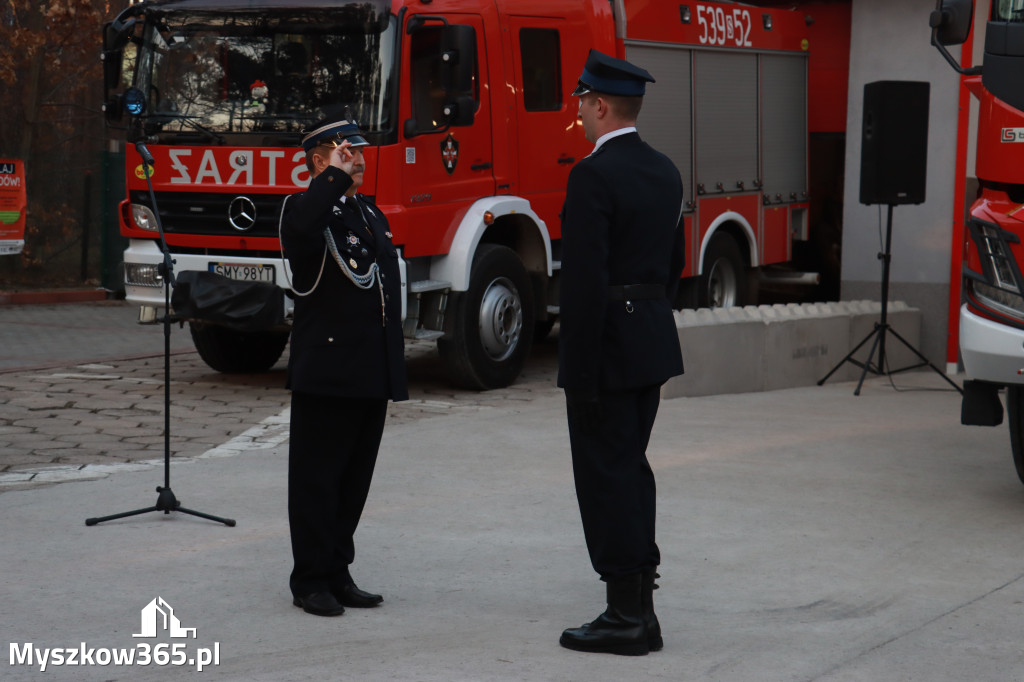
[133,597,197,639]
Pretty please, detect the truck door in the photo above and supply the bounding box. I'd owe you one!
[507,16,582,241]
[400,14,494,258]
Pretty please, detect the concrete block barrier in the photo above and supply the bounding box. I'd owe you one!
[663,300,923,398]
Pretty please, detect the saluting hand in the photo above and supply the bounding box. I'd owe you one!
[329,141,361,177]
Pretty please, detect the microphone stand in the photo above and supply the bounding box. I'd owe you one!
[87,134,235,527]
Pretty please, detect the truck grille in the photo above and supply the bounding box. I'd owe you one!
[130,191,287,239]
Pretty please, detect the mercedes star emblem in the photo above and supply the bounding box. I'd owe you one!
[228,196,257,231]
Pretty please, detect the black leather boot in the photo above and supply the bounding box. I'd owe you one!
[642,570,663,651]
[560,574,649,656]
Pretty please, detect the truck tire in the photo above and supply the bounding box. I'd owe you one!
[189,322,289,373]
[1007,385,1024,485]
[699,232,746,308]
[438,244,535,389]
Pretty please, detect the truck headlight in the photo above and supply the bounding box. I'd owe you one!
[130,203,158,232]
[969,280,1024,323]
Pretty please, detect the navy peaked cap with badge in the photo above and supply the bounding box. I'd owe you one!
[300,117,369,152]
[571,49,655,98]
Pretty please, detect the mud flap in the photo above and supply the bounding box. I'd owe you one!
[961,380,1004,426]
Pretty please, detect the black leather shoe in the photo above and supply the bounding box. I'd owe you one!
[559,574,649,656]
[335,583,383,608]
[560,611,649,656]
[292,591,345,617]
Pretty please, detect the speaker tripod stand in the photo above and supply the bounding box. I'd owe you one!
[86,140,235,527]
[817,204,962,397]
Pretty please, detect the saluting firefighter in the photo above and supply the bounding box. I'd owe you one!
[557,50,685,655]
[281,117,408,617]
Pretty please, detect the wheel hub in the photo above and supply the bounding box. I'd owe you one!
[708,258,738,308]
[478,277,522,361]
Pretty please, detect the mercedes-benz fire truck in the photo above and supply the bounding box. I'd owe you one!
[102,0,811,388]
[932,0,1024,481]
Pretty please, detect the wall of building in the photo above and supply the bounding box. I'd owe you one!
[840,0,968,370]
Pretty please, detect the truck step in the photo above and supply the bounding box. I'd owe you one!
[410,280,451,294]
[760,270,820,286]
[414,329,444,341]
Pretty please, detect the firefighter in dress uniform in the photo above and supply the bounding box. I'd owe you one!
[281,117,408,617]
[557,50,685,655]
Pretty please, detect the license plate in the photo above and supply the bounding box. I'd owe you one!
[209,262,276,282]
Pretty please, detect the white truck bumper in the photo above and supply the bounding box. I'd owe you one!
[960,303,1024,385]
[121,240,296,317]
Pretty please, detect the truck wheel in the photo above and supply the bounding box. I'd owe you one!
[1007,386,1024,485]
[438,244,535,389]
[189,322,289,373]
[699,232,746,308]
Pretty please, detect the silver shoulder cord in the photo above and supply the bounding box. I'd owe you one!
[277,194,387,325]
[277,194,327,297]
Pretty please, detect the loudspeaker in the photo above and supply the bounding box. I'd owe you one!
[859,81,929,205]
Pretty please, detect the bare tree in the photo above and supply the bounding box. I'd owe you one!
[0,0,131,286]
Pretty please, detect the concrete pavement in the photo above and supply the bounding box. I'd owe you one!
[3,367,1023,681]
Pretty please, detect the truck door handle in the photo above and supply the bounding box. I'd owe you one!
[557,156,575,165]
[471,162,492,171]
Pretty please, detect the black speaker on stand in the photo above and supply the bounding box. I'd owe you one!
[819,80,961,396]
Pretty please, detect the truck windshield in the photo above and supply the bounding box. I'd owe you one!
[132,8,396,138]
[994,0,1024,21]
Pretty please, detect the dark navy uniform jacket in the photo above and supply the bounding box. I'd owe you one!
[282,165,408,401]
[557,131,685,393]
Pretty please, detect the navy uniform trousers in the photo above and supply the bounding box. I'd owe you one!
[566,386,662,578]
[288,392,386,596]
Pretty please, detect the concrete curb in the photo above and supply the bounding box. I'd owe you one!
[0,289,110,305]
[666,299,924,397]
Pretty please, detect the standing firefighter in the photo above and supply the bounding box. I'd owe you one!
[557,50,685,656]
[281,117,408,617]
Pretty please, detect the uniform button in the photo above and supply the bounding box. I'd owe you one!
[328,337,334,342]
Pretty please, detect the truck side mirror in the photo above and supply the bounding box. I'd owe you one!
[441,24,476,96]
[403,18,478,137]
[929,0,982,75]
[930,0,974,46]
[102,18,137,125]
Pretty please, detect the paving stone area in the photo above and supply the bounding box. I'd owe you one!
[0,300,562,488]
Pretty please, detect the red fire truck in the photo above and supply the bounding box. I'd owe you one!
[102,0,811,388]
[931,0,1024,481]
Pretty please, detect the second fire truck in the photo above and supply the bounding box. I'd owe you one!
[932,0,1024,482]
